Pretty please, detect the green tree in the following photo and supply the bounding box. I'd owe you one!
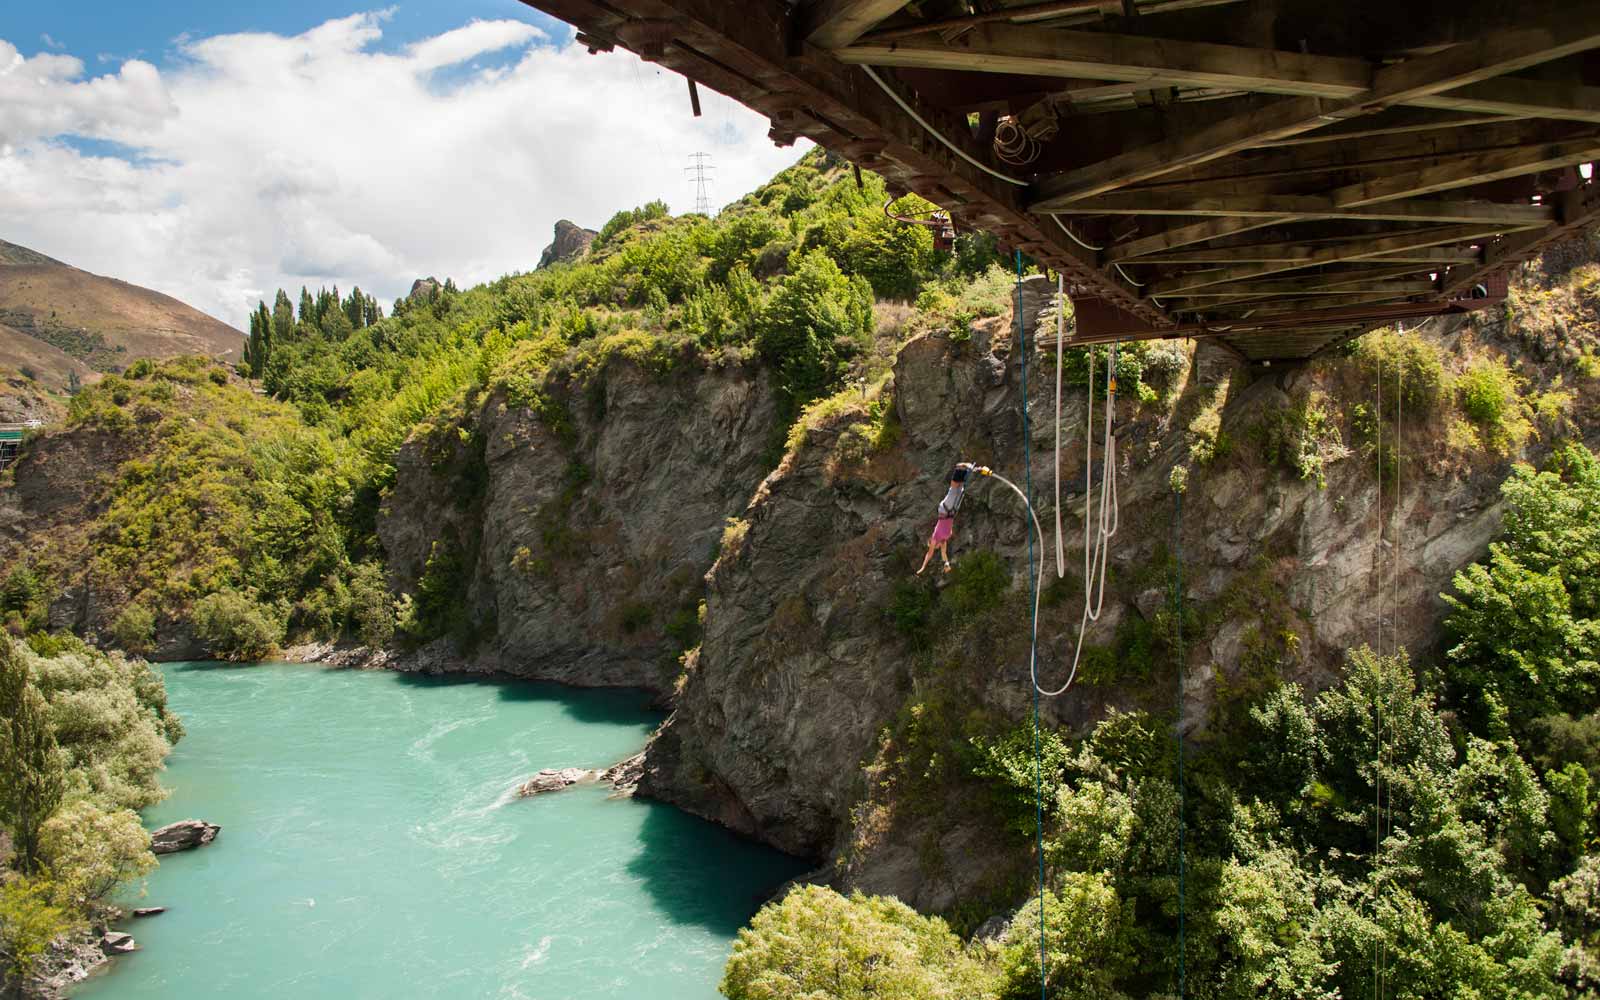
[40,799,155,908]
[1444,446,1600,724]
[756,249,873,415]
[720,885,992,1000]
[0,641,66,875]
[996,873,1137,1000]
[0,877,78,1000]
[191,591,285,661]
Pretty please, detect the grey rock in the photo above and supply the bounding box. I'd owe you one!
[537,220,598,269]
[100,932,136,955]
[516,767,594,797]
[131,907,166,918]
[149,819,220,854]
[407,277,442,303]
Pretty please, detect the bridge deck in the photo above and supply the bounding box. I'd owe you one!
[520,0,1600,364]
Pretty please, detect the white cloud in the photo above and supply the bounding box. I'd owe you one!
[0,12,809,326]
[41,34,66,51]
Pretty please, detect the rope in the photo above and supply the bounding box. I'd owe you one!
[1016,251,1049,1000]
[1170,486,1188,999]
[859,66,1028,188]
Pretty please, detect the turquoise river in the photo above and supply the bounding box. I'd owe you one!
[73,661,805,999]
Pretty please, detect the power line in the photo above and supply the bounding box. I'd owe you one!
[684,152,715,216]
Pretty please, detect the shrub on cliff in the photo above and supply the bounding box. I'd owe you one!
[191,590,286,662]
[721,885,993,1000]
[1444,444,1600,725]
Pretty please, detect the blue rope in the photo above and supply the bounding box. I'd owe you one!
[1171,488,1187,999]
[1016,251,1047,1000]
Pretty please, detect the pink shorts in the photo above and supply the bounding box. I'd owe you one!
[931,516,954,544]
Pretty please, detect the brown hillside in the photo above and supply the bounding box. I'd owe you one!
[0,322,94,393]
[0,239,65,267]
[0,261,242,372]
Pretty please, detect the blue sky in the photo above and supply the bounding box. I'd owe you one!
[8,1,571,67]
[0,4,805,325]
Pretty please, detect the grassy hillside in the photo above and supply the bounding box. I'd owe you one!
[0,263,241,371]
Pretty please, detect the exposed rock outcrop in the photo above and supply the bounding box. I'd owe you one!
[131,907,166,918]
[380,351,778,691]
[516,767,595,796]
[632,308,1599,910]
[150,819,220,854]
[537,220,598,269]
[407,277,442,303]
[99,932,136,955]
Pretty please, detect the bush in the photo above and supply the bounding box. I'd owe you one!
[109,603,156,655]
[721,886,992,1000]
[1443,445,1600,724]
[1457,357,1520,426]
[40,799,155,907]
[996,874,1137,1000]
[191,590,285,661]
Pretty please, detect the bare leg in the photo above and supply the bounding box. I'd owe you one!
[940,542,952,572]
[917,541,936,575]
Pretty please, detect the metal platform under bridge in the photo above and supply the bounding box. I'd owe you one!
[520,0,1600,366]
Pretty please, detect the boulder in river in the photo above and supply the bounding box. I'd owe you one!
[150,819,220,854]
[100,932,137,955]
[516,767,594,797]
[131,907,166,918]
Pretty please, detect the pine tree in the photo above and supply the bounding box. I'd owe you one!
[245,308,264,378]
[0,641,65,876]
[298,287,315,324]
[272,289,295,344]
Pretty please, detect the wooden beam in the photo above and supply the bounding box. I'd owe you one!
[861,1,1106,44]
[1113,244,1480,265]
[1329,135,1600,205]
[1164,278,1438,301]
[1147,224,1515,295]
[836,23,1371,97]
[805,0,908,49]
[1411,78,1600,124]
[1109,216,1288,259]
[1029,13,1600,207]
[1254,109,1524,148]
[838,20,1600,124]
[1051,192,1555,226]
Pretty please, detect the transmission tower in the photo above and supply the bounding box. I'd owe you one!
[685,152,715,216]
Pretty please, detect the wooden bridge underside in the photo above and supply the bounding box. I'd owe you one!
[519,0,1600,364]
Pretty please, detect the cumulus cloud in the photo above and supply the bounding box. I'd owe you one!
[0,13,809,326]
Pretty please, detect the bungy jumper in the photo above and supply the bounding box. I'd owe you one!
[942,272,1123,700]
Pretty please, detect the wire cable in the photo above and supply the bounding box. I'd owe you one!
[859,65,1028,187]
[1050,213,1104,252]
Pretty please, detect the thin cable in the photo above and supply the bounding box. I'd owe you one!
[1050,213,1104,252]
[1054,273,1066,577]
[1016,251,1048,1000]
[1394,351,1403,659]
[1171,487,1187,999]
[1372,352,1384,1000]
[1112,262,1148,287]
[859,66,1028,187]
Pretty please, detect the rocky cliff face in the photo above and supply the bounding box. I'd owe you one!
[380,351,777,689]
[629,288,1600,913]
[537,220,598,270]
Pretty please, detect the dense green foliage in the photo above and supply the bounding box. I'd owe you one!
[721,886,993,1000]
[1445,445,1600,727]
[59,356,385,653]
[735,648,1585,998]
[0,637,176,990]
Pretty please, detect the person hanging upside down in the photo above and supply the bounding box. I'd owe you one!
[917,462,989,575]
